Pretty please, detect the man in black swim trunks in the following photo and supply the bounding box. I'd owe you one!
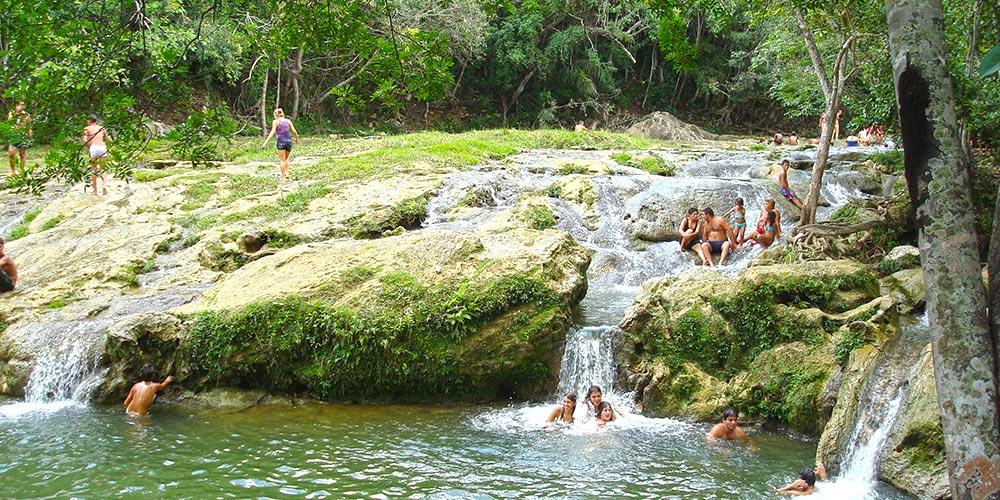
[0,237,18,292]
[699,207,737,267]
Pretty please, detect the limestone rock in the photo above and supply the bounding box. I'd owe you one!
[626,112,716,141]
[881,268,925,313]
[96,312,189,403]
[884,245,920,269]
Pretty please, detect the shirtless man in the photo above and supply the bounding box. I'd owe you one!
[699,207,737,267]
[124,364,174,416]
[0,237,18,293]
[778,160,804,210]
[7,101,32,176]
[706,407,750,442]
[82,116,109,195]
[678,207,708,264]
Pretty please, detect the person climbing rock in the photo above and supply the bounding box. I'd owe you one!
[0,237,18,293]
[124,364,174,416]
[82,116,110,196]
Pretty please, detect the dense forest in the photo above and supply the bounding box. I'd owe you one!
[0,0,997,186]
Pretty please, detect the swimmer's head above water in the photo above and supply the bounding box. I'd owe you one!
[722,407,738,432]
[586,386,602,407]
[138,363,157,382]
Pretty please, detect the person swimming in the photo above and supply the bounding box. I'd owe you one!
[546,393,577,424]
[595,401,615,428]
[706,407,752,443]
[777,463,828,495]
[124,364,174,416]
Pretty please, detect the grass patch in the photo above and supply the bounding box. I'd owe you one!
[155,233,183,253]
[5,207,41,241]
[39,215,63,231]
[220,174,279,204]
[43,291,80,310]
[179,175,220,211]
[558,163,589,175]
[611,152,676,176]
[263,229,303,249]
[112,258,157,288]
[518,204,557,230]
[133,169,178,182]
[344,195,429,239]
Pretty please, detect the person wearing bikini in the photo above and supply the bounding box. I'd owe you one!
[722,198,747,244]
[0,237,18,293]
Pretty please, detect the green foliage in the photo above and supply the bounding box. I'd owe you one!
[869,150,904,174]
[980,43,1000,78]
[43,291,80,310]
[113,258,157,288]
[39,215,63,231]
[155,234,183,253]
[169,107,238,166]
[5,207,41,241]
[558,163,589,175]
[898,422,946,468]
[736,362,828,434]
[519,204,557,230]
[834,326,867,366]
[263,229,303,249]
[612,152,676,175]
[187,274,561,399]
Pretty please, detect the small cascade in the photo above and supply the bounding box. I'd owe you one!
[556,326,617,397]
[23,327,106,403]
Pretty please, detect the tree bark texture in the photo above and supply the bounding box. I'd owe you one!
[291,47,304,119]
[885,0,1000,498]
[794,8,832,101]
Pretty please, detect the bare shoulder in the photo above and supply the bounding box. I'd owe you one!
[707,423,725,437]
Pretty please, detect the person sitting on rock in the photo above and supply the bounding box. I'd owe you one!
[546,392,577,424]
[722,198,747,244]
[699,207,737,267]
[0,237,17,293]
[746,210,780,248]
[706,407,750,442]
[679,207,707,262]
[772,133,784,145]
[124,364,174,416]
[778,160,804,210]
[595,401,616,428]
[777,463,828,495]
[787,132,799,146]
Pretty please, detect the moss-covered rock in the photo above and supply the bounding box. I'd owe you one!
[618,261,881,434]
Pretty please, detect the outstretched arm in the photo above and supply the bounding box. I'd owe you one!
[156,375,174,392]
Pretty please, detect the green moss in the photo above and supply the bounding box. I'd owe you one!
[344,195,429,239]
[43,291,80,309]
[834,326,867,366]
[518,204,557,230]
[748,144,767,151]
[154,234,183,253]
[870,150,904,174]
[558,163,589,175]
[339,266,377,287]
[179,176,219,211]
[262,229,302,249]
[897,422,946,468]
[612,152,676,176]
[542,183,562,198]
[112,258,157,288]
[133,169,177,182]
[181,233,201,248]
[5,207,41,241]
[735,362,828,434]
[187,274,561,400]
[38,215,61,232]
[220,174,279,204]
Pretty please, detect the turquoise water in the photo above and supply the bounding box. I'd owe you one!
[0,399,829,498]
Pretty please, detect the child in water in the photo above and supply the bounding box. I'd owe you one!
[546,393,577,424]
[722,198,747,244]
[124,364,174,416]
[595,402,615,428]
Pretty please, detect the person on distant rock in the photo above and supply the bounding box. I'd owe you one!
[772,133,784,145]
[778,160,804,210]
[546,393,577,424]
[124,364,174,416]
[574,121,588,132]
[679,207,708,263]
[0,237,18,293]
[262,107,300,183]
[7,101,32,176]
[722,198,747,244]
[82,115,109,196]
[595,401,616,428]
[787,132,798,146]
[834,109,843,142]
[777,463,828,495]
[706,407,750,442]
[699,207,737,267]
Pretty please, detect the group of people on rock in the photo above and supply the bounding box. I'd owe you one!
[677,193,785,266]
[766,109,887,150]
[3,102,301,195]
[545,386,621,428]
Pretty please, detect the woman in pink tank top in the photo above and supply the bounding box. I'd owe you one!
[262,108,300,182]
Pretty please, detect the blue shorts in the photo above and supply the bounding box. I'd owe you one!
[276,140,293,151]
[780,187,797,202]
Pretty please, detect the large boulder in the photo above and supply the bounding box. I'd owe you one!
[617,260,882,433]
[626,112,716,142]
[99,227,591,404]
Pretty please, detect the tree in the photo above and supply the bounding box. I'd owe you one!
[884,0,1000,498]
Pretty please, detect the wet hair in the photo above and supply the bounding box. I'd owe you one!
[781,159,790,167]
[734,198,744,207]
[273,108,285,119]
[87,115,98,124]
[722,407,738,420]
[687,207,698,215]
[799,468,817,487]
[767,210,777,225]
[596,401,615,420]
[764,198,775,208]
[702,207,714,217]
[138,363,157,382]
[585,385,602,403]
[564,393,577,405]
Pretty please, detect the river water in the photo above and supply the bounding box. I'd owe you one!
[0,146,911,498]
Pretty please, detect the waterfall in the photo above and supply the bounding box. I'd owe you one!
[23,326,106,403]
[556,326,617,397]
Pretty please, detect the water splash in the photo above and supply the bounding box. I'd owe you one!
[557,326,617,398]
[23,326,106,403]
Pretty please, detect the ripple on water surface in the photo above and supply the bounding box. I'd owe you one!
[0,399,839,498]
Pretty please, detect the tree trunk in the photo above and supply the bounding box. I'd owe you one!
[885,1,1000,498]
[794,8,832,101]
[291,47,303,119]
[260,69,269,136]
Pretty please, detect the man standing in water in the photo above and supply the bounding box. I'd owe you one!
[7,101,32,176]
[699,207,737,267]
[82,116,109,195]
[706,408,750,442]
[124,364,174,416]
[0,237,18,293]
